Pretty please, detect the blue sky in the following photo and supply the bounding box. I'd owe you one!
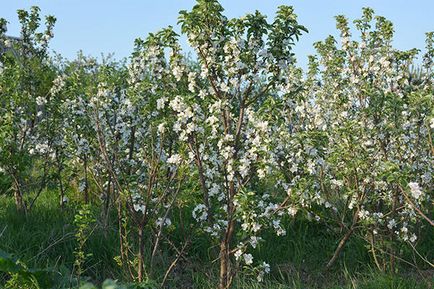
[2,0,433,68]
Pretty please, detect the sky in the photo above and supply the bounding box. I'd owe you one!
[1,0,433,68]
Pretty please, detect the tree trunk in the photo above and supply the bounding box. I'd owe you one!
[12,174,26,214]
[219,183,236,289]
[219,240,230,289]
[14,187,26,213]
[57,154,65,209]
[138,224,145,282]
[102,178,111,232]
[326,226,354,268]
[84,155,89,204]
[219,219,235,289]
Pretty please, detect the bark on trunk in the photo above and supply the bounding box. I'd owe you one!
[219,183,236,289]
[14,187,26,213]
[13,175,26,214]
[219,240,230,289]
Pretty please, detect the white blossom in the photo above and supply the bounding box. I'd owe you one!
[408,182,423,200]
[243,253,253,265]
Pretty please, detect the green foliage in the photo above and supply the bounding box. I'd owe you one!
[74,204,95,281]
[0,250,57,289]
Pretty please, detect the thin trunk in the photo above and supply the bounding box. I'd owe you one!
[326,226,355,269]
[138,224,145,282]
[219,220,236,289]
[150,182,182,276]
[103,177,111,231]
[117,202,126,261]
[28,162,48,211]
[117,200,134,280]
[389,188,398,272]
[84,155,89,204]
[55,150,65,208]
[327,208,359,269]
[219,182,236,289]
[14,185,26,214]
[58,164,65,208]
[219,240,230,289]
[12,174,26,214]
[127,125,136,175]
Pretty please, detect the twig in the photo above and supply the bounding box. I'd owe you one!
[161,241,190,288]
[408,242,434,268]
[0,226,6,238]
[368,231,383,271]
[29,232,75,261]
[399,186,434,227]
[150,179,183,274]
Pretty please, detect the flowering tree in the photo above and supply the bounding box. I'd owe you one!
[177,1,307,287]
[59,53,103,205]
[0,7,56,213]
[276,8,433,270]
[89,29,190,282]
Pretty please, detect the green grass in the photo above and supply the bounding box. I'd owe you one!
[0,191,432,288]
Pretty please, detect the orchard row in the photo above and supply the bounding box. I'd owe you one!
[0,2,432,288]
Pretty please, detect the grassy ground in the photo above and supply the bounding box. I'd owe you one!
[0,191,432,288]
